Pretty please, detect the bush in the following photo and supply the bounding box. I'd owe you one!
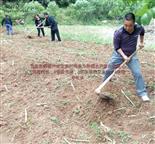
[56,5,78,25]
[108,0,136,20]
[0,2,26,24]
[73,0,94,23]
[23,1,45,24]
[135,0,155,25]
[46,1,59,17]
[46,2,78,25]
[23,1,45,14]
[72,0,115,24]
[2,0,154,26]
[0,9,5,23]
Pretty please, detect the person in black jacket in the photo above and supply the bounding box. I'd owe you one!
[44,12,61,41]
[1,15,13,35]
[34,14,45,37]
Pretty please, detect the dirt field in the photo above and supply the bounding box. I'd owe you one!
[0,28,155,144]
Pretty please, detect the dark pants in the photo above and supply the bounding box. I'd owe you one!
[37,28,45,37]
[51,28,61,41]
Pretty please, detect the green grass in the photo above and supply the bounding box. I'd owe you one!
[60,25,114,45]
[117,131,131,143]
[13,24,155,51]
[89,122,133,143]
[90,122,102,138]
[50,116,60,125]
[62,32,112,45]
[14,24,114,45]
[144,43,155,51]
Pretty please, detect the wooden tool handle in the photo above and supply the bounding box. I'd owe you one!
[95,48,140,94]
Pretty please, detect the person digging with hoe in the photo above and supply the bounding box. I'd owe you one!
[34,14,45,37]
[44,12,61,42]
[95,13,150,102]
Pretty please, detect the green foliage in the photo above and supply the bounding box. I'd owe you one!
[0,2,25,23]
[46,1,59,17]
[151,7,155,18]
[54,0,76,7]
[22,1,45,24]
[37,0,76,8]
[141,12,152,25]
[73,0,95,23]
[108,0,155,25]
[11,11,25,21]
[50,116,60,124]
[23,1,45,14]
[71,0,113,24]
[1,0,155,25]
[108,0,135,20]
[37,0,51,7]
[133,0,155,25]
[0,10,5,22]
[118,131,131,143]
[55,0,70,7]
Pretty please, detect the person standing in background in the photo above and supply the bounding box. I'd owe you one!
[1,15,13,35]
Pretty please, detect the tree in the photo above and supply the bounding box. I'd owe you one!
[126,0,155,25]
[37,0,77,8]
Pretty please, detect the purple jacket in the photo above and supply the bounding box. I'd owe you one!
[113,24,145,56]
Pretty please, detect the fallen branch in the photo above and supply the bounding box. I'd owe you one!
[104,135,116,144]
[4,85,9,92]
[148,116,155,120]
[121,89,135,107]
[36,103,47,106]
[100,122,111,133]
[16,122,27,129]
[68,138,90,143]
[113,107,126,112]
[128,115,136,118]
[104,135,112,142]
[70,81,75,91]
[63,137,71,144]
[147,138,155,144]
[11,60,14,66]
[70,80,81,102]
[24,108,28,123]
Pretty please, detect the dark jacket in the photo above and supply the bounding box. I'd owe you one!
[35,18,44,28]
[45,16,58,30]
[1,17,12,26]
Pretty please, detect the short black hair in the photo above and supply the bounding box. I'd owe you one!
[124,13,135,22]
[44,12,48,16]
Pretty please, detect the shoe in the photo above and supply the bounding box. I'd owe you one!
[141,95,150,102]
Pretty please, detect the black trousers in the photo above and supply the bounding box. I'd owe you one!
[51,28,61,41]
[37,28,45,37]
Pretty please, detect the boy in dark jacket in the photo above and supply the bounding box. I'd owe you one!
[34,14,45,37]
[44,12,61,41]
[1,15,13,35]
